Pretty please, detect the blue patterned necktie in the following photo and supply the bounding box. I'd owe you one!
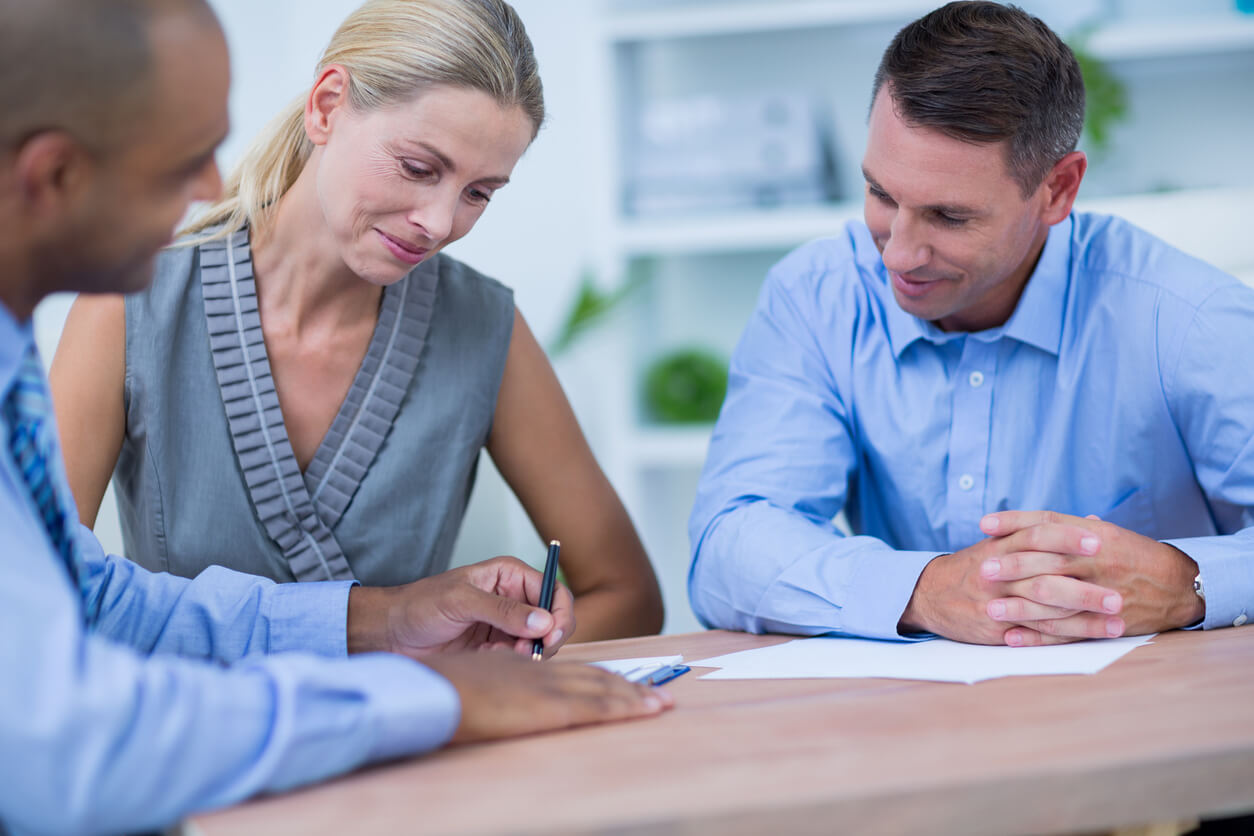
[4,345,97,621]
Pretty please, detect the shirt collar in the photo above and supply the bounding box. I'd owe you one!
[0,300,36,397]
[998,214,1072,356]
[882,214,1074,358]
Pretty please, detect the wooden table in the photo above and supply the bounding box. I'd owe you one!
[186,627,1254,835]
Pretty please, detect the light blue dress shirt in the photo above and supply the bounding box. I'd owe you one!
[0,305,459,836]
[689,213,1254,641]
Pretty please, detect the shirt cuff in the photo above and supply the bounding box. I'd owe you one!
[348,653,462,762]
[1164,535,1252,630]
[266,580,358,657]
[840,549,942,641]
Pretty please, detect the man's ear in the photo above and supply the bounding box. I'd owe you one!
[305,64,352,147]
[1039,150,1087,225]
[12,131,94,219]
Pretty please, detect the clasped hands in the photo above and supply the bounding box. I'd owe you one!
[900,511,1205,646]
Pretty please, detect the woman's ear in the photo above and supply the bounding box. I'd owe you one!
[305,64,352,146]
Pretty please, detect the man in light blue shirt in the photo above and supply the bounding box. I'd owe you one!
[0,3,668,834]
[690,1,1253,647]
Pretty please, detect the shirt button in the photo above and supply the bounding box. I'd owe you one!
[958,474,975,491]
[1235,614,1249,627]
[968,371,984,388]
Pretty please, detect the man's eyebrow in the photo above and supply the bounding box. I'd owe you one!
[860,165,982,217]
[405,140,511,186]
[924,199,982,217]
[861,166,883,192]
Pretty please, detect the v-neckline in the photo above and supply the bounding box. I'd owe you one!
[198,227,440,581]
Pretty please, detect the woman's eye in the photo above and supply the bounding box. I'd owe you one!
[401,161,433,178]
[467,188,493,204]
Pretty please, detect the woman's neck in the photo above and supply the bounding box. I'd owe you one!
[249,159,382,340]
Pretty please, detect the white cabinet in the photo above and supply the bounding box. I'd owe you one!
[577,0,1254,633]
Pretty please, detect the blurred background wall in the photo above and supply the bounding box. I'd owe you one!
[36,0,1254,634]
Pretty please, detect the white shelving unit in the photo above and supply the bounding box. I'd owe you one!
[605,1,1254,53]
[616,201,864,256]
[604,0,934,41]
[1085,14,1254,60]
[579,0,1254,634]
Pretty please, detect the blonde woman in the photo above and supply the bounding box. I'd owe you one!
[50,0,663,641]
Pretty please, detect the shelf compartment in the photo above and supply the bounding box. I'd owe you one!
[617,201,863,257]
[629,424,716,468]
[1087,15,1254,60]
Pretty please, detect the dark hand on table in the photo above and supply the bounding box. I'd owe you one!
[347,556,576,658]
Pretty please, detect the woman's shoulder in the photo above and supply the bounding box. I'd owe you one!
[126,238,202,319]
[131,225,249,316]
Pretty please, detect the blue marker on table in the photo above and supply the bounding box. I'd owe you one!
[532,539,560,661]
[622,662,691,687]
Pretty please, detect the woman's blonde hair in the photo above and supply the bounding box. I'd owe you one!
[181,0,543,242]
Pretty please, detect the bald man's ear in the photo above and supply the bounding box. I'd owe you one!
[13,131,95,217]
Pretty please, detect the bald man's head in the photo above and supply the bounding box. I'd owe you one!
[0,0,216,151]
[0,0,228,318]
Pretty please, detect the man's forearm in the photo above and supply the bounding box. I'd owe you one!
[84,530,353,660]
[691,500,938,640]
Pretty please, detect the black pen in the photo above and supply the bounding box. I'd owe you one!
[532,539,560,661]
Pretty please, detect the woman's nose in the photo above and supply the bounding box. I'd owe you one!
[407,190,457,244]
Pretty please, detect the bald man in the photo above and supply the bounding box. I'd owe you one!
[0,3,669,833]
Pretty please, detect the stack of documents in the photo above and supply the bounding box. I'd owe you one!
[591,655,690,686]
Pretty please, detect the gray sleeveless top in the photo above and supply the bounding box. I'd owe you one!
[115,228,514,585]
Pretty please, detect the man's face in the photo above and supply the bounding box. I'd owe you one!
[61,8,230,296]
[860,91,1052,332]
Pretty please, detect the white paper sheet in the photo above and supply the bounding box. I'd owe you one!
[589,655,685,677]
[689,634,1155,684]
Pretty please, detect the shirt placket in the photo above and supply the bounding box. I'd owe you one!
[946,338,998,549]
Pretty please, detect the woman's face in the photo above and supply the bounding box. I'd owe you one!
[313,84,534,285]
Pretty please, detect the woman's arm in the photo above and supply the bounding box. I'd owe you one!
[487,309,663,640]
[48,293,127,527]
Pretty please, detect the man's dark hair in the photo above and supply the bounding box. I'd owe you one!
[871,1,1085,196]
[0,0,215,151]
